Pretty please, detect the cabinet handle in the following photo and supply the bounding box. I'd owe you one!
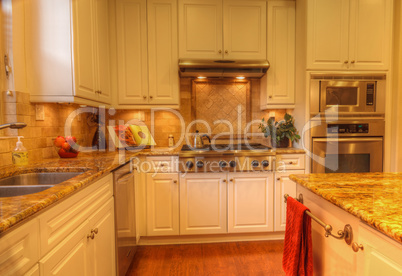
[277,177,281,181]
[87,233,95,240]
[98,91,102,94]
[289,161,293,165]
[222,179,227,182]
[269,95,272,99]
[350,60,355,64]
[143,96,147,99]
[352,242,364,252]
[229,179,233,182]
[218,50,222,54]
[225,50,228,54]
[91,228,99,234]
[150,96,153,99]
[344,60,349,64]
[173,180,177,184]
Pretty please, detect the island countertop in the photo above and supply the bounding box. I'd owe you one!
[289,173,402,244]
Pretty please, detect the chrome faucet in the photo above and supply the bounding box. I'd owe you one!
[0,122,27,130]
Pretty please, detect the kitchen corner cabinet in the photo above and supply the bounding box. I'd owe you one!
[180,173,227,235]
[260,0,295,110]
[25,0,112,105]
[116,0,179,108]
[178,0,267,60]
[146,173,179,236]
[307,0,392,71]
[227,172,274,233]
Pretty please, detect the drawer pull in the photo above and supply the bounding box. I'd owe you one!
[222,179,227,183]
[352,242,364,252]
[87,233,95,240]
[91,228,98,234]
[229,179,233,182]
[289,161,293,165]
[173,180,177,184]
[277,178,281,181]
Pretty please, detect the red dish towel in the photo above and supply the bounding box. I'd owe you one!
[282,196,313,276]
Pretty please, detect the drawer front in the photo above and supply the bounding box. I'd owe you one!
[145,156,178,173]
[39,174,113,257]
[0,219,39,276]
[276,154,305,171]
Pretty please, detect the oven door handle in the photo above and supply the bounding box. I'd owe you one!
[313,137,383,143]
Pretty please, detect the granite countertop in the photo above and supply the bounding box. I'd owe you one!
[290,173,402,244]
[0,145,303,236]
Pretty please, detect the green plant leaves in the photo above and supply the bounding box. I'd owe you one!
[258,113,300,143]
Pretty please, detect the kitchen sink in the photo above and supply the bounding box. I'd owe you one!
[0,172,84,197]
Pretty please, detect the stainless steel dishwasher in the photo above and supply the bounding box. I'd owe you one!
[113,162,136,276]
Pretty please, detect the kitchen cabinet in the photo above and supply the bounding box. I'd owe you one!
[227,172,274,233]
[260,0,295,109]
[0,218,39,275]
[273,171,297,231]
[40,199,115,276]
[178,0,266,60]
[116,0,179,108]
[180,173,227,235]
[306,0,392,70]
[25,0,112,105]
[146,173,180,236]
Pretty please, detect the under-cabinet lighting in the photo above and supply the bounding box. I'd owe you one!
[236,76,245,80]
[197,76,207,79]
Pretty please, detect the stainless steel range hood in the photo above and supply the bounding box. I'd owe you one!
[178,59,270,78]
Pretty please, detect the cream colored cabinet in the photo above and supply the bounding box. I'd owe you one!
[116,0,179,108]
[307,0,392,70]
[227,172,274,233]
[25,0,111,105]
[178,0,266,60]
[146,173,179,236]
[40,199,115,276]
[260,1,295,110]
[0,219,39,276]
[274,171,297,231]
[180,173,227,235]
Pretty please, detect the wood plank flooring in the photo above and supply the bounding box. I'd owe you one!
[127,240,285,276]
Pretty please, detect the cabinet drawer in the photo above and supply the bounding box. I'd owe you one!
[145,156,178,172]
[0,219,39,276]
[39,174,113,257]
[276,154,305,171]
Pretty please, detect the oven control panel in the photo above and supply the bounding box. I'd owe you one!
[327,123,369,134]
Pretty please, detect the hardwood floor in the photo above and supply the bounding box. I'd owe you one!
[127,240,285,275]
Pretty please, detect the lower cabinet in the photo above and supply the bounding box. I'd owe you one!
[39,198,115,276]
[146,173,179,236]
[227,172,274,233]
[180,173,227,235]
[274,171,298,231]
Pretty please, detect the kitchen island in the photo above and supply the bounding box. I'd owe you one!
[290,173,402,275]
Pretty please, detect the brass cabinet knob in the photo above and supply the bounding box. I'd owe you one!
[87,233,95,239]
[225,50,228,54]
[269,95,272,99]
[352,242,364,252]
[91,228,99,234]
[351,60,355,64]
[229,179,233,182]
[99,91,102,94]
[218,50,222,54]
[344,60,349,64]
[173,180,177,184]
[150,96,153,99]
[289,161,293,165]
[143,95,147,99]
[222,179,227,182]
[277,178,281,181]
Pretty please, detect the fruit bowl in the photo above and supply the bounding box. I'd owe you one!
[54,136,79,158]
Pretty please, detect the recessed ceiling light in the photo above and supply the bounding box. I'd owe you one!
[236,76,245,80]
[197,76,207,79]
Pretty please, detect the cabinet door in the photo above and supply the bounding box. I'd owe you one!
[348,0,392,70]
[178,0,223,59]
[87,198,116,276]
[116,0,149,104]
[180,173,227,235]
[261,0,295,109]
[39,221,90,276]
[223,0,266,60]
[93,0,112,103]
[147,173,179,236]
[306,0,350,70]
[147,0,179,105]
[274,171,298,231]
[72,0,98,101]
[227,172,274,233]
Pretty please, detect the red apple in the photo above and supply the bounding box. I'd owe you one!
[54,136,66,148]
[62,142,71,151]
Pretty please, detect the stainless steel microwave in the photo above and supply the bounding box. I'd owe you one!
[309,74,386,117]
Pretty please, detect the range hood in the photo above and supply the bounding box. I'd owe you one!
[178,59,270,78]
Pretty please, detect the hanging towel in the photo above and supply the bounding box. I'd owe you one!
[282,196,313,276]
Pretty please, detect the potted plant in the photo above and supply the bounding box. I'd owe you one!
[258,113,301,148]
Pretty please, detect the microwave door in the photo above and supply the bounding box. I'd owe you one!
[312,137,383,173]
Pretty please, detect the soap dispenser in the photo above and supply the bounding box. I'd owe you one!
[12,136,28,166]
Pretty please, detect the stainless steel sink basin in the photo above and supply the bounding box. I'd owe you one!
[0,172,84,197]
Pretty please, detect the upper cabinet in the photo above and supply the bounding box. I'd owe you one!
[178,0,267,60]
[260,0,295,110]
[307,0,392,71]
[115,0,179,108]
[25,0,112,105]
